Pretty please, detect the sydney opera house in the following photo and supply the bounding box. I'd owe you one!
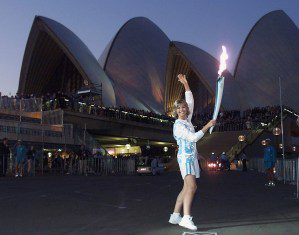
[18,10,299,115]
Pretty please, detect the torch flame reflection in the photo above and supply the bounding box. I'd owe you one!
[218,45,228,76]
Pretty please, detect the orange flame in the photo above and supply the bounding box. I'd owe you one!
[218,45,228,76]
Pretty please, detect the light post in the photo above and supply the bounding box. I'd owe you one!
[273,127,285,183]
[125,144,131,154]
[238,135,246,152]
[278,76,286,184]
[292,146,299,199]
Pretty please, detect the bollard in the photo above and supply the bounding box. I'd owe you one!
[297,157,299,199]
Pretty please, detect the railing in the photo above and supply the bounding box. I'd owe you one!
[226,114,286,160]
[248,157,298,184]
[0,119,74,145]
[1,154,136,176]
[73,126,108,156]
[41,110,63,125]
[0,97,42,112]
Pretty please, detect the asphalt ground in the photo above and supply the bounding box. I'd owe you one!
[0,170,298,235]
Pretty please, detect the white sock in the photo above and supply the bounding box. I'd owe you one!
[173,212,180,216]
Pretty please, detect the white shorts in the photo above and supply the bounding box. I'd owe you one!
[177,156,200,179]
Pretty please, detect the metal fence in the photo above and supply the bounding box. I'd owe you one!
[1,154,136,177]
[248,157,298,183]
[0,97,42,112]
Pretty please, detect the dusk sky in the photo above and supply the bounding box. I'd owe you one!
[0,0,298,95]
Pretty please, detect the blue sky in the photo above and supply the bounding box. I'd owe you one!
[0,0,298,95]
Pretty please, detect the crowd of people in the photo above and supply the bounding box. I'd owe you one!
[0,138,138,177]
[193,106,282,132]
[0,92,288,132]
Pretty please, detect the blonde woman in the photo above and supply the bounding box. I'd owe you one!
[169,74,215,231]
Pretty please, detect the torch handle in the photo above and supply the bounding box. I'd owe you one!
[209,76,225,134]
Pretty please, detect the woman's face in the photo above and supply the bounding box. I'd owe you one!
[176,103,188,119]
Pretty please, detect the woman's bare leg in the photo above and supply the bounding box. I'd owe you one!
[183,174,197,215]
[173,182,186,213]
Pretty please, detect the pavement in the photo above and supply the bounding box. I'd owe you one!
[0,170,298,235]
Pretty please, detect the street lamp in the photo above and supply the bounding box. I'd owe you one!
[125,144,131,150]
[272,127,281,136]
[238,135,246,142]
[238,135,246,152]
[273,127,281,153]
[279,144,283,149]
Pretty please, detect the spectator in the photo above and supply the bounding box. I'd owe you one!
[150,157,158,175]
[26,145,36,175]
[78,144,89,175]
[15,140,27,177]
[220,152,230,170]
[0,138,10,176]
[240,151,247,172]
[263,139,277,187]
[210,152,217,162]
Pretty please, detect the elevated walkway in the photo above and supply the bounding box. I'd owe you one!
[197,131,250,159]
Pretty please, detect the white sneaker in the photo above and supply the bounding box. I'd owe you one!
[168,213,182,224]
[15,174,19,178]
[179,215,197,231]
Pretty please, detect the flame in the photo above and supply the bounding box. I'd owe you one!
[218,45,228,76]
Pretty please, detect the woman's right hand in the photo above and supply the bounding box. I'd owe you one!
[201,119,216,133]
[206,119,216,128]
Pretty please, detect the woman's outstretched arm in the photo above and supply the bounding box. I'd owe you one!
[177,74,193,121]
[174,120,216,142]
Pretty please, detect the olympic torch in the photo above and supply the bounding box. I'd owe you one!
[209,46,228,134]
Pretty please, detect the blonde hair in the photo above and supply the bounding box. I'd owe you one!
[172,99,190,118]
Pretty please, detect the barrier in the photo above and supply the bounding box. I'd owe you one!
[3,155,136,177]
[248,158,298,184]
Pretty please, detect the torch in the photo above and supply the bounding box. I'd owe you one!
[209,46,228,134]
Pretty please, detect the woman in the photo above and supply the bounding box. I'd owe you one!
[168,74,216,231]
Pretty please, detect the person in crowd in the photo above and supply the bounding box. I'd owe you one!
[210,152,217,162]
[26,145,36,175]
[78,144,89,175]
[0,138,10,176]
[169,74,215,231]
[263,139,277,186]
[150,157,158,175]
[15,140,27,177]
[240,151,247,172]
[220,152,230,170]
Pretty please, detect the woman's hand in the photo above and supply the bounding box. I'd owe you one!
[177,74,190,91]
[177,74,188,84]
[206,119,216,128]
[201,119,216,133]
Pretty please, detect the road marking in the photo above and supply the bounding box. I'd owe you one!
[182,232,217,235]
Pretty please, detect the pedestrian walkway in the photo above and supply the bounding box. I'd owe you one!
[0,170,298,234]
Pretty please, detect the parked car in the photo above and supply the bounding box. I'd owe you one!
[136,157,164,175]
